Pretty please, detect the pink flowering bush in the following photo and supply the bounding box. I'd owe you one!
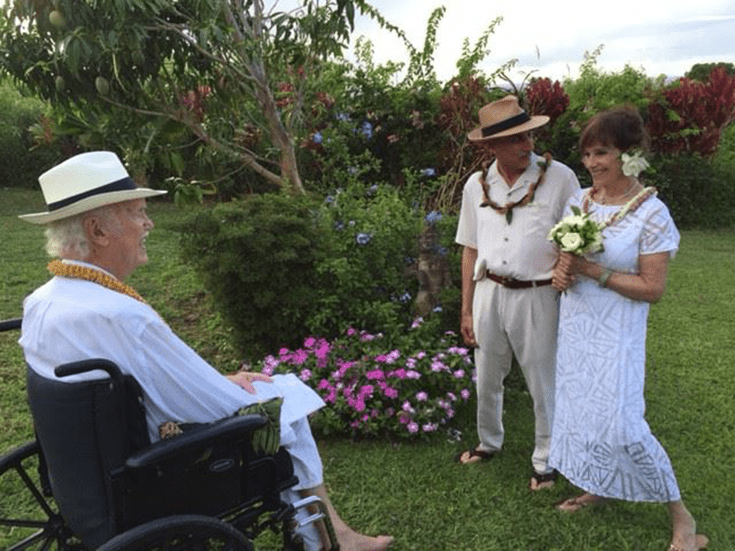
[254,316,476,440]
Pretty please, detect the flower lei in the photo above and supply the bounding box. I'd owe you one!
[47,260,147,304]
[581,186,658,230]
[479,152,552,224]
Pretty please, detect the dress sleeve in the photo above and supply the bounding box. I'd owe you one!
[639,198,681,258]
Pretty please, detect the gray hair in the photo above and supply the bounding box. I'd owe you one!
[44,205,121,259]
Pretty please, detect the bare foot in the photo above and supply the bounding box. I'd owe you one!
[668,533,709,551]
[669,500,708,551]
[336,530,394,551]
[555,493,607,513]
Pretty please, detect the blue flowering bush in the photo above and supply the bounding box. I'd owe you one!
[255,315,476,441]
[307,181,424,338]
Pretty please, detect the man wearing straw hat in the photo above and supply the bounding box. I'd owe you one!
[455,96,580,490]
[18,151,393,551]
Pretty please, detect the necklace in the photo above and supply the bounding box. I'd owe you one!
[47,260,147,304]
[479,152,552,224]
[581,186,658,230]
[595,178,638,205]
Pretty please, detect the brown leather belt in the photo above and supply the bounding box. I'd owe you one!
[486,271,553,289]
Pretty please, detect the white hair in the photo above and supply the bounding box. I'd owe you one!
[44,204,121,259]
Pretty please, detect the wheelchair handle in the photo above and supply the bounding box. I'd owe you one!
[0,318,21,332]
[55,358,125,382]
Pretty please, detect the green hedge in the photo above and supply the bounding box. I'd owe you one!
[179,184,427,359]
[0,81,58,188]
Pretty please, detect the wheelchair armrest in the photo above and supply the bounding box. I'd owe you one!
[55,359,124,381]
[124,414,267,470]
[0,317,21,332]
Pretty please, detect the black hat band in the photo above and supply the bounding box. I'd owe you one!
[47,177,137,211]
[481,112,531,137]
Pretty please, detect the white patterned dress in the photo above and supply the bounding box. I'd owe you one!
[548,188,682,502]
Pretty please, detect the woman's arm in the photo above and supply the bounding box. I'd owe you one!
[561,250,671,303]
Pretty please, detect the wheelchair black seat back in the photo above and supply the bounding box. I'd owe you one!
[0,318,337,551]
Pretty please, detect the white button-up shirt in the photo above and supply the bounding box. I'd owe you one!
[455,153,580,281]
[20,262,324,444]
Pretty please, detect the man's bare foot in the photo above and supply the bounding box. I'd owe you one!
[555,492,607,513]
[335,530,393,551]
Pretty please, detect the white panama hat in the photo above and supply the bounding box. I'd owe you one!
[19,151,167,224]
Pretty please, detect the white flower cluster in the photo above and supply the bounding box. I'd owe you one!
[621,150,650,178]
[548,207,605,255]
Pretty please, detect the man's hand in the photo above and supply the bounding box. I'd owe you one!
[227,371,273,394]
[460,312,477,348]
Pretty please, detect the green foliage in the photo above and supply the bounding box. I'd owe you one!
[179,184,424,359]
[686,61,735,81]
[0,80,58,188]
[178,192,330,359]
[564,47,658,114]
[0,0,368,191]
[646,153,735,229]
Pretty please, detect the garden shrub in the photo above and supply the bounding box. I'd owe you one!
[179,192,332,359]
[646,152,735,229]
[256,314,475,441]
[179,183,427,359]
[310,182,423,339]
[0,80,58,188]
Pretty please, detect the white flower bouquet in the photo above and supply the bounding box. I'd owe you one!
[548,206,605,254]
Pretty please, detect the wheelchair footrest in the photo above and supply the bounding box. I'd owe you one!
[289,495,339,551]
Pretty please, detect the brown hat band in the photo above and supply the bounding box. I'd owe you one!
[47,176,136,211]
[481,112,531,138]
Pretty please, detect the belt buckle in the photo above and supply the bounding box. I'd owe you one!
[499,275,515,287]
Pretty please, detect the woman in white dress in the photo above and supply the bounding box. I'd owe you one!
[549,107,707,551]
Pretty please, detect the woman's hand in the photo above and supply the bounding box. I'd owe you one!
[227,371,273,394]
[552,251,578,292]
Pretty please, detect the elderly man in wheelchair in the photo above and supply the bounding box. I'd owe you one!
[2,151,393,551]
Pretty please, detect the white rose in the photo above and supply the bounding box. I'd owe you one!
[560,232,583,252]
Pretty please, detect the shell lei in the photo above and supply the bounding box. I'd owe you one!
[480,152,552,224]
[47,260,147,304]
[581,186,658,230]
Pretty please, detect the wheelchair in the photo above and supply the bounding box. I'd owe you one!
[0,317,337,550]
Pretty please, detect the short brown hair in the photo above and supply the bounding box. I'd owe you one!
[579,106,649,153]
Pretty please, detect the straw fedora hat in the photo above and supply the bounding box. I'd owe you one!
[468,95,549,142]
[19,151,167,225]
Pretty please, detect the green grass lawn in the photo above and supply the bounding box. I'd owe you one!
[1,187,733,550]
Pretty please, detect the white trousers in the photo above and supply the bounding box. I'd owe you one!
[472,279,559,474]
[280,416,324,551]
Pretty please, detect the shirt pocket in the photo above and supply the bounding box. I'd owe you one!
[524,201,552,237]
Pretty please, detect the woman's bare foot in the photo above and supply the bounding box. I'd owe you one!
[668,533,709,551]
[555,492,607,513]
[669,500,708,551]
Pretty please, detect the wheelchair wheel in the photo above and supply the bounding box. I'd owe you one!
[0,440,81,551]
[97,515,253,551]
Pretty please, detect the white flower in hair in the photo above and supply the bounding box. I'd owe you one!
[621,150,650,177]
